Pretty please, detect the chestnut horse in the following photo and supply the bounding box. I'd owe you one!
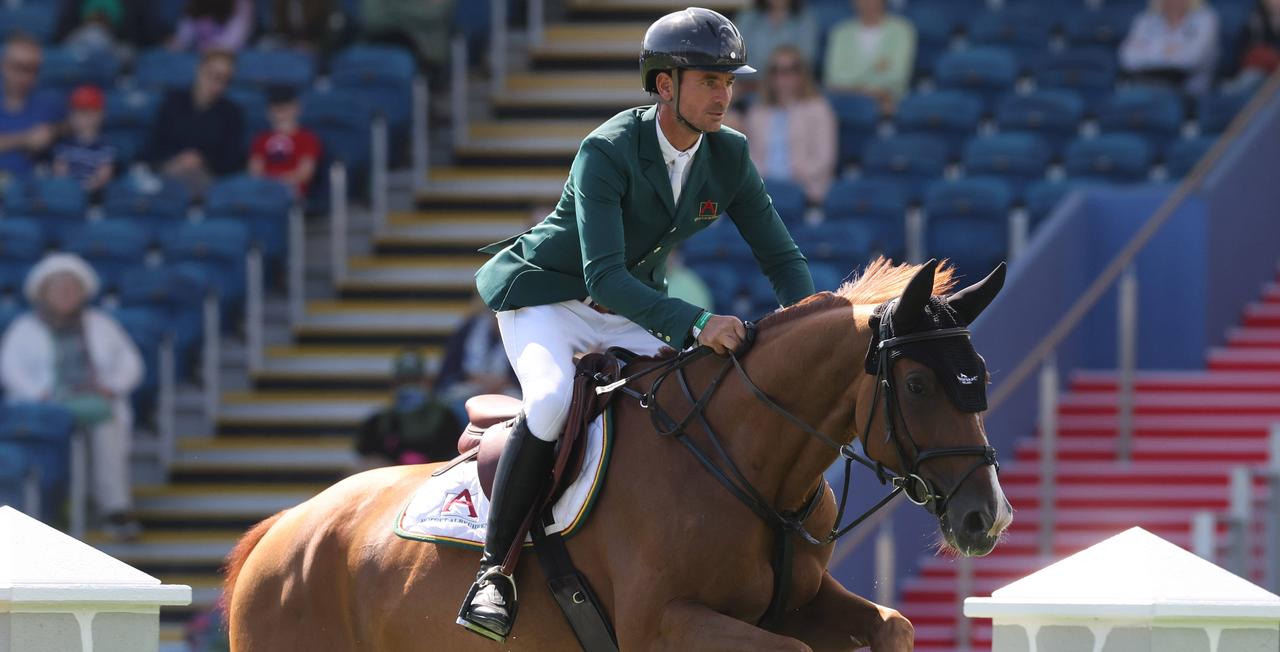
[224,258,1013,651]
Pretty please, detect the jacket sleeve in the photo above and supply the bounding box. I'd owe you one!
[0,316,47,401]
[725,145,815,308]
[575,140,704,346]
[91,312,144,397]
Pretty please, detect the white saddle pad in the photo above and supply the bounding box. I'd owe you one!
[394,410,614,549]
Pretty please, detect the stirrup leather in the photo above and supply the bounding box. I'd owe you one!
[456,566,519,642]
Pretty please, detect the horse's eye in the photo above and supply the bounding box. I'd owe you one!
[907,380,925,395]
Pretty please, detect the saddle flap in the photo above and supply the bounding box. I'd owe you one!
[458,394,522,455]
[476,419,512,497]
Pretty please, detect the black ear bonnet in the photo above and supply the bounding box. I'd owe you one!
[863,297,988,412]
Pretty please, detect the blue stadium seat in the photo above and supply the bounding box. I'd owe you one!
[962,133,1052,199]
[62,221,151,293]
[924,177,1013,281]
[0,442,32,513]
[1165,136,1214,178]
[861,135,950,201]
[0,219,43,298]
[822,178,907,258]
[995,90,1085,158]
[0,303,23,336]
[968,9,1053,64]
[806,262,846,293]
[103,89,160,166]
[828,93,880,169]
[225,86,268,150]
[0,403,76,522]
[132,49,199,92]
[933,49,1018,111]
[330,45,416,135]
[905,6,954,79]
[1064,7,1139,51]
[681,220,754,271]
[233,49,316,93]
[161,220,251,325]
[790,221,875,274]
[102,174,192,238]
[4,177,87,244]
[895,91,983,157]
[0,5,58,42]
[38,47,121,92]
[1064,134,1153,183]
[205,175,294,264]
[687,262,743,314]
[1025,179,1084,230]
[1034,49,1118,113]
[1096,87,1184,157]
[109,307,165,416]
[118,264,212,376]
[453,0,492,65]
[1215,2,1251,78]
[301,87,374,172]
[763,178,806,226]
[1199,89,1252,135]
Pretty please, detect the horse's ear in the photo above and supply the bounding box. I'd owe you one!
[948,262,1007,324]
[892,259,938,334]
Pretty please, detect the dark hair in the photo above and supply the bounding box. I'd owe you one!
[752,0,804,14]
[200,48,236,68]
[185,0,235,24]
[266,85,298,106]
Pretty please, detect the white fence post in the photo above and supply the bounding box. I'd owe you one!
[1192,510,1217,562]
[1116,266,1138,463]
[1229,465,1253,577]
[412,74,429,194]
[1038,355,1058,559]
[288,205,305,328]
[370,115,388,235]
[489,0,507,97]
[874,520,894,606]
[246,247,264,374]
[202,293,220,430]
[1268,423,1280,591]
[1008,210,1029,262]
[69,430,87,539]
[956,556,973,652]
[529,0,545,47]
[451,35,469,149]
[329,162,348,287]
[158,335,176,478]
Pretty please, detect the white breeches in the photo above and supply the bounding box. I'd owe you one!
[496,300,666,441]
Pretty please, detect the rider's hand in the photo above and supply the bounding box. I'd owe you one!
[696,314,746,356]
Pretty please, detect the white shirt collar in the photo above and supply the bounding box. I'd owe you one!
[656,115,703,167]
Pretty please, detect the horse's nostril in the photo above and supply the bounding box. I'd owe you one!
[962,510,988,537]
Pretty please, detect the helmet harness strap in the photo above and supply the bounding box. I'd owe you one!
[669,68,706,135]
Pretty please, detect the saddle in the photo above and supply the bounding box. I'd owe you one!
[452,351,623,506]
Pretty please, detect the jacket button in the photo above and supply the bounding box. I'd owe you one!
[653,246,661,253]
[664,335,671,342]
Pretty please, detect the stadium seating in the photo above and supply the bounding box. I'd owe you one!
[453,0,492,65]
[681,220,754,271]
[0,442,31,513]
[62,221,151,293]
[933,49,1018,112]
[1064,134,1153,183]
[118,264,214,376]
[829,93,880,169]
[687,261,743,314]
[962,133,1052,199]
[1096,87,1185,157]
[925,177,1015,222]
[330,45,416,137]
[0,5,58,43]
[132,49,199,92]
[995,90,1085,158]
[38,47,121,93]
[905,6,954,79]
[822,178,908,259]
[102,174,192,238]
[162,220,251,326]
[1200,89,1252,135]
[0,403,77,522]
[233,49,316,93]
[762,178,806,225]
[110,306,167,416]
[225,86,269,149]
[0,219,43,298]
[301,87,375,186]
[0,302,22,336]
[1034,49,1118,113]
[924,178,1015,279]
[895,91,984,156]
[789,220,876,273]
[967,9,1053,63]
[1165,136,1215,178]
[204,174,294,265]
[1025,179,1089,230]
[103,88,161,166]
[1063,7,1139,52]
[4,177,88,244]
[861,134,950,201]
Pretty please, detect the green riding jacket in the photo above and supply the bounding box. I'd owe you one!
[475,104,814,348]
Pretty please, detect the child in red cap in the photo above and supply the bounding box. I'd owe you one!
[52,85,115,195]
[248,86,320,197]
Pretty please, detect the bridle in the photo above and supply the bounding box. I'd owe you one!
[598,300,999,623]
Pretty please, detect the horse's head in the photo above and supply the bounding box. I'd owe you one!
[857,260,1012,556]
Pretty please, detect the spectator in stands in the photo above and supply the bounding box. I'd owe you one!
[56,0,171,52]
[735,0,819,80]
[59,0,133,62]
[738,46,837,204]
[144,50,244,198]
[0,34,63,185]
[823,0,916,112]
[1120,0,1220,94]
[355,348,461,470]
[52,85,116,197]
[263,0,341,53]
[361,0,454,74]
[248,86,321,197]
[437,297,518,421]
[1229,0,1280,90]
[0,254,143,541]
[169,0,254,52]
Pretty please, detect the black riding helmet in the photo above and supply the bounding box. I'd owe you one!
[639,7,755,133]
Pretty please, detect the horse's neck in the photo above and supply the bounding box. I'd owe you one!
[704,305,870,511]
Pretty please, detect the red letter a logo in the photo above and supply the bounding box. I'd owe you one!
[442,489,478,518]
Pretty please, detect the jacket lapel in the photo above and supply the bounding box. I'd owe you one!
[638,105,676,215]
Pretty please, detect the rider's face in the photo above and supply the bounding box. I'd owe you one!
[660,70,735,133]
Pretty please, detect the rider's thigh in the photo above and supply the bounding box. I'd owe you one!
[496,303,594,440]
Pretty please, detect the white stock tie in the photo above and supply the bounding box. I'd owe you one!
[669,150,692,205]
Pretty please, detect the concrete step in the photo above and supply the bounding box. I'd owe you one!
[416,167,566,208]
[1226,327,1280,349]
[1242,302,1280,328]
[252,345,443,389]
[373,214,528,253]
[132,483,325,520]
[292,301,469,343]
[216,391,382,432]
[1070,368,1280,392]
[1209,347,1280,371]
[1058,390,1280,415]
[88,530,239,567]
[171,438,357,476]
[1013,435,1269,463]
[529,23,647,68]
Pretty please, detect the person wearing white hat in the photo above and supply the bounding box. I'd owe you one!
[0,253,143,540]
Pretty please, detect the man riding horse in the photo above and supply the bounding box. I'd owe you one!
[458,7,816,641]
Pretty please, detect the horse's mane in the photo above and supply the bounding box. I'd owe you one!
[757,257,958,330]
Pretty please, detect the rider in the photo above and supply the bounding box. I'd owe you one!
[458,7,815,640]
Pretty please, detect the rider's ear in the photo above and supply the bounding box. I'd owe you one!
[892,259,938,335]
[947,262,1007,325]
[656,72,673,101]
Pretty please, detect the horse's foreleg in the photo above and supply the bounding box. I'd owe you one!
[775,572,914,652]
[645,599,812,652]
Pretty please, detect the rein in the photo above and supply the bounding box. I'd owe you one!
[599,309,999,626]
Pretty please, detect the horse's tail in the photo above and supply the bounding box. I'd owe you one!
[220,509,288,612]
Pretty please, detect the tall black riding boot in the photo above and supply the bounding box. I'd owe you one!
[457,414,556,641]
